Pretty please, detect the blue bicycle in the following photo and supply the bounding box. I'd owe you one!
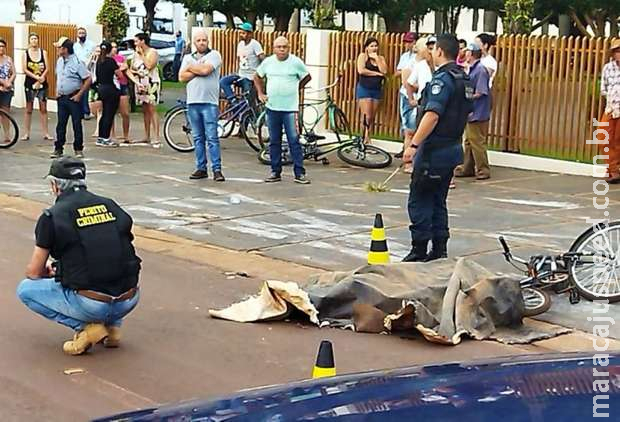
[163,82,262,153]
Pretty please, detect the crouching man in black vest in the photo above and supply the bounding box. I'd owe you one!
[17,157,141,355]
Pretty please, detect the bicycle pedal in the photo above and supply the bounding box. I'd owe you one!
[569,288,581,304]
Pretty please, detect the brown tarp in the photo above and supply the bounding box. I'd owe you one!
[209,258,570,345]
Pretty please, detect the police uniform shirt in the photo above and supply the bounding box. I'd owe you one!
[415,62,465,169]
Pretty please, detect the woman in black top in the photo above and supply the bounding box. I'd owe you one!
[356,38,387,144]
[95,41,123,147]
[22,33,52,141]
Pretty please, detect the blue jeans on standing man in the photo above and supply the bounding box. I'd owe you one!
[16,278,139,331]
[187,103,222,172]
[266,109,305,178]
[55,94,84,152]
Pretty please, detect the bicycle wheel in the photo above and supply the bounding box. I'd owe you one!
[163,107,194,152]
[258,145,293,166]
[240,112,261,152]
[568,221,620,302]
[522,287,551,317]
[337,142,392,169]
[0,109,19,149]
[330,107,352,143]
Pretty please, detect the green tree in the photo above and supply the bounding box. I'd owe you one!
[24,0,39,21]
[503,0,535,33]
[144,0,159,33]
[313,0,337,29]
[97,0,130,41]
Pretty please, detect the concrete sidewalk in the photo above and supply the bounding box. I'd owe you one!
[2,110,620,338]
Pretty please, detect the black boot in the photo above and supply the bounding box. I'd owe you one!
[402,239,429,262]
[426,238,448,262]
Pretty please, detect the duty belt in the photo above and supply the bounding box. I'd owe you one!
[77,287,139,303]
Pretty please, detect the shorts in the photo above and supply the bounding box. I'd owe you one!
[399,93,417,132]
[0,90,13,107]
[119,84,129,96]
[25,87,47,103]
[356,83,382,101]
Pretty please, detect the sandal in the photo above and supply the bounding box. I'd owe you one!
[43,135,55,141]
[449,179,456,189]
[20,135,30,141]
[150,141,162,149]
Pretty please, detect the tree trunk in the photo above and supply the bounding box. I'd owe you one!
[449,6,461,33]
[472,9,479,31]
[24,0,37,21]
[611,18,619,37]
[483,10,498,33]
[144,0,158,33]
[434,11,443,34]
[225,13,235,29]
[275,11,293,32]
[559,14,572,36]
[246,11,257,29]
[383,15,410,33]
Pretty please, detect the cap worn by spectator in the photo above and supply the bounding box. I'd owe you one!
[53,36,72,49]
[46,157,86,179]
[403,32,417,43]
[466,42,481,52]
[239,22,253,32]
[611,39,620,51]
[427,36,437,45]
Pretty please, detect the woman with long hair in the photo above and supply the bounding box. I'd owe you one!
[110,41,131,142]
[88,45,103,138]
[94,41,122,147]
[0,38,15,144]
[356,37,387,144]
[22,33,52,141]
[127,32,161,147]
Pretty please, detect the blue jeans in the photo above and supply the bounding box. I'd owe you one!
[16,278,139,331]
[187,103,221,172]
[55,95,84,152]
[266,109,305,177]
[399,93,417,133]
[81,90,90,117]
[219,74,253,100]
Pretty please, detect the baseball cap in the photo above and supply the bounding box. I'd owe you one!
[46,157,86,180]
[426,36,437,45]
[403,32,417,43]
[466,42,481,52]
[239,22,253,32]
[611,39,620,51]
[53,36,72,48]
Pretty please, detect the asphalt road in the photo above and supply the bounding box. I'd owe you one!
[0,212,527,421]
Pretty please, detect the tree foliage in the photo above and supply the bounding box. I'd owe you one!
[97,0,130,42]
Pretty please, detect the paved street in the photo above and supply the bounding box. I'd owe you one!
[2,111,620,419]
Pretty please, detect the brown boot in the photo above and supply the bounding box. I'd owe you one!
[62,323,108,355]
[103,326,121,348]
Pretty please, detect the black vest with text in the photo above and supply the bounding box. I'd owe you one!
[47,188,141,296]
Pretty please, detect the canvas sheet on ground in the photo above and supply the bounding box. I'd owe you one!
[209,258,570,345]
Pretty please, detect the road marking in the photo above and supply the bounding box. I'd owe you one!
[226,177,264,183]
[315,209,358,216]
[499,230,576,239]
[484,197,580,209]
[156,175,192,185]
[69,372,157,409]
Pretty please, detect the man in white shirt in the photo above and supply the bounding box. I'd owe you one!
[395,32,417,146]
[220,22,264,102]
[476,33,497,88]
[73,27,95,119]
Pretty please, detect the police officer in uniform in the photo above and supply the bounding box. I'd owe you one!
[17,157,141,355]
[402,34,473,262]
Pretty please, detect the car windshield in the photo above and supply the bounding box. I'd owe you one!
[150,40,175,49]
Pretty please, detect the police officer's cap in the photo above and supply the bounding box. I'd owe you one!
[47,157,86,180]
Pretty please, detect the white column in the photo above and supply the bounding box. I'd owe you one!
[12,22,28,109]
[303,29,335,133]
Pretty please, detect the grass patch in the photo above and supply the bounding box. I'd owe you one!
[162,81,185,90]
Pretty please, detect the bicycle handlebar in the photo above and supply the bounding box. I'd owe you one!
[304,76,340,94]
[499,236,510,255]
